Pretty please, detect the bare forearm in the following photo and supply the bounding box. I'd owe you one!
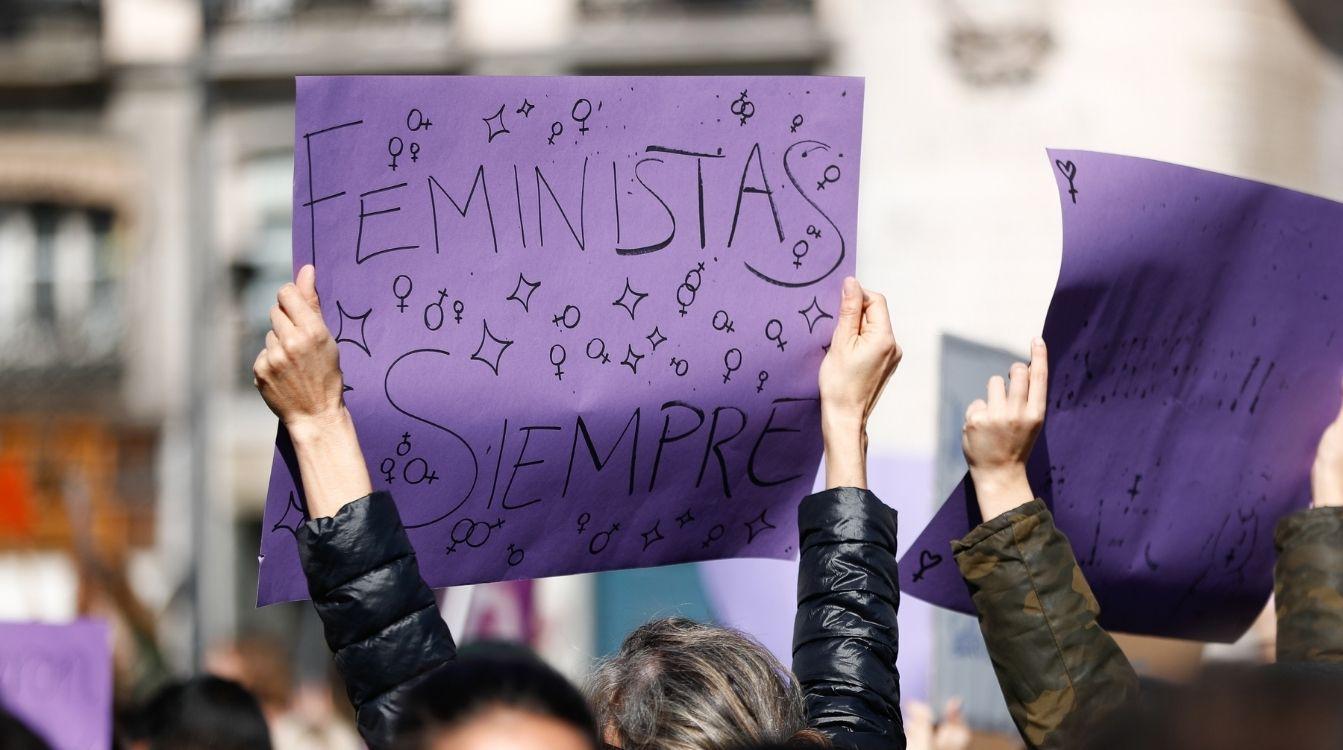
[823,413,868,490]
[970,465,1036,522]
[288,408,373,519]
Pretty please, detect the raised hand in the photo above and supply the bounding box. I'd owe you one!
[1311,378,1343,509]
[818,277,902,489]
[963,337,1048,520]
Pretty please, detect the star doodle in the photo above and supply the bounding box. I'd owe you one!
[797,296,834,334]
[271,491,307,537]
[506,273,542,312]
[335,300,372,356]
[483,104,510,143]
[744,509,776,543]
[676,509,694,527]
[516,99,535,118]
[612,277,649,321]
[621,344,645,374]
[640,520,665,551]
[470,319,514,375]
[645,326,667,351]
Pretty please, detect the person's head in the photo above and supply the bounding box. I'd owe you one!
[394,644,598,750]
[1088,663,1343,750]
[588,617,825,750]
[128,676,272,750]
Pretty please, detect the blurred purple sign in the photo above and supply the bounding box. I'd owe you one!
[0,620,111,750]
[903,151,1343,642]
[259,76,863,604]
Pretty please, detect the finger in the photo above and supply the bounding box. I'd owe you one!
[831,276,863,343]
[265,330,280,351]
[1027,337,1049,415]
[252,349,271,381]
[269,303,296,338]
[987,375,1007,407]
[296,264,321,312]
[278,282,322,331]
[861,289,893,340]
[944,698,964,724]
[1007,362,1029,407]
[964,398,987,422]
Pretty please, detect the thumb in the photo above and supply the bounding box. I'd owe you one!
[832,276,862,343]
[296,264,321,312]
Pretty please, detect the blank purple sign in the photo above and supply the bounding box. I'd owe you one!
[902,151,1343,642]
[258,76,863,605]
[0,620,111,750]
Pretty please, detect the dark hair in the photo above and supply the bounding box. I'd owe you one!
[1088,663,1343,750]
[129,676,272,750]
[0,705,51,750]
[393,644,598,750]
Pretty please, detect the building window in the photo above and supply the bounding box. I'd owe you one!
[0,203,120,370]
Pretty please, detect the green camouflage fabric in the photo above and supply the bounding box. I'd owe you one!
[951,499,1140,750]
[1275,506,1343,664]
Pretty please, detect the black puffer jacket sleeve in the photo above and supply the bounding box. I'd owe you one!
[792,487,905,750]
[297,491,456,748]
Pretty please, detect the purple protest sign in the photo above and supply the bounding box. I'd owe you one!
[0,620,112,750]
[258,76,863,605]
[902,151,1343,642]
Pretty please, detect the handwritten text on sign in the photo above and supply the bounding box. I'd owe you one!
[258,76,863,604]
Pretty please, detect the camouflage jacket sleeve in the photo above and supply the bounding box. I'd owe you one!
[952,499,1139,750]
[1274,506,1343,664]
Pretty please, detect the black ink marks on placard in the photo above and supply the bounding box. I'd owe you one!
[586,337,611,364]
[642,145,726,250]
[791,240,809,268]
[384,349,480,528]
[445,517,504,555]
[552,305,581,329]
[745,509,775,543]
[535,158,588,251]
[676,509,695,527]
[798,296,833,333]
[403,457,440,485]
[912,549,943,582]
[641,520,665,551]
[1144,541,1160,571]
[407,108,432,132]
[335,300,372,356]
[589,523,620,554]
[507,273,541,312]
[728,143,784,248]
[380,457,397,483]
[453,300,464,324]
[670,357,689,376]
[645,326,667,351]
[712,310,735,333]
[1248,361,1275,414]
[1230,355,1261,412]
[614,157,676,255]
[548,121,563,145]
[409,143,420,163]
[483,104,510,142]
[302,119,362,267]
[730,90,755,126]
[722,348,742,383]
[471,320,514,375]
[424,289,448,331]
[571,98,592,134]
[806,224,822,239]
[613,278,649,320]
[388,137,404,171]
[1055,159,1078,204]
[815,164,841,191]
[621,345,644,374]
[745,141,846,288]
[393,274,413,312]
[356,183,420,263]
[397,432,412,456]
[576,512,591,533]
[764,319,788,351]
[790,114,804,132]
[516,99,534,118]
[756,371,769,393]
[702,523,726,548]
[507,544,525,566]
[271,491,306,537]
[550,344,566,381]
[428,167,500,256]
[1126,473,1143,503]
[676,263,706,316]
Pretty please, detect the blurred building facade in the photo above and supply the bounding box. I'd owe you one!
[0,0,1340,729]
